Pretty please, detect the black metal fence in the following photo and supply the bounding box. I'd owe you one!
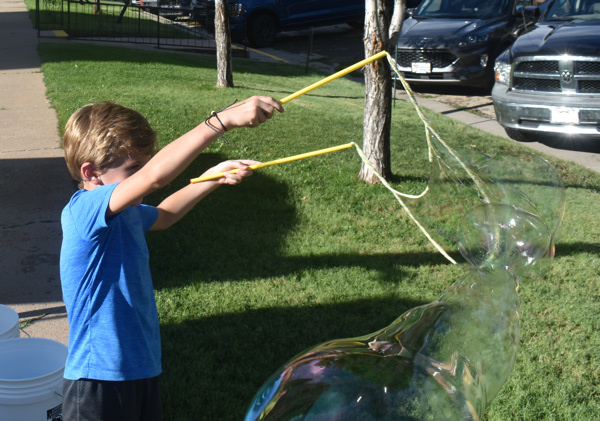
[34,0,245,55]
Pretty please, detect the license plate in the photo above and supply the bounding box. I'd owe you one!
[550,107,579,124]
[411,62,431,74]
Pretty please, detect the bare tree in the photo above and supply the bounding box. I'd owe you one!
[359,0,405,183]
[214,0,233,87]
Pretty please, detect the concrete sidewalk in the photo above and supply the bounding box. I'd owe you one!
[0,0,74,345]
[394,90,600,173]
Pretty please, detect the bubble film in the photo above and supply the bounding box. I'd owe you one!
[245,267,519,421]
[245,65,565,420]
[403,145,565,275]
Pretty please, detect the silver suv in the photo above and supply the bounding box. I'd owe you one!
[492,0,600,140]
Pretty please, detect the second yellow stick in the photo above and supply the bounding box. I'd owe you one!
[190,143,355,183]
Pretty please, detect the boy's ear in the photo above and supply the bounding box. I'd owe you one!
[80,162,103,186]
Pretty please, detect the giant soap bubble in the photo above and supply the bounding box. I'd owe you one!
[244,59,565,421]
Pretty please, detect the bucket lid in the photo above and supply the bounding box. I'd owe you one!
[0,305,19,336]
[0,338,67,381]
[0,338,67,404]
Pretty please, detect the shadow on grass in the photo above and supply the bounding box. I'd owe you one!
[146,153,457,290]
[143,154,597,421]
[148,155,444,420]
[159,295,427,421]
[555,241,600,255]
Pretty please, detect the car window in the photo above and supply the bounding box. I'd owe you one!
[545,0,600,19]
[414,0,513,18]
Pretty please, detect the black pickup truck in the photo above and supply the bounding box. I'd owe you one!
[492,0,600,140]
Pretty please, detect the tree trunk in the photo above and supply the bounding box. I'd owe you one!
[214,0,233,88]
[359,0,405,183]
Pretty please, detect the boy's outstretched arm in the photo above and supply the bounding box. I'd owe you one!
[149,159,259,231]
[108,96,283,216]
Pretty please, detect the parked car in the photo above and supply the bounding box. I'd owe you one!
[132,0,188,11]
[405,0,426,9]
[131,0,190,18]
[191,0,366,47]
[395,0,538,88]
[492,0,600,140]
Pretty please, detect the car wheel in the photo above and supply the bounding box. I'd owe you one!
[504,128,537,142]
[247,14,277,47]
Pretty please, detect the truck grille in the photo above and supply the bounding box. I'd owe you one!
[515,60,558,73]
[511,56,600,94]
[577,61,600,74]
[513,78,561,92]
[580,80,600,93]
[396,49,457,69]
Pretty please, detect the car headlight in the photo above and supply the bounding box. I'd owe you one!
[494,59,511,86]
[458,33,489,48]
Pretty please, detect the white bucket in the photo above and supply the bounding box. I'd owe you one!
[0,304,19,340]
[0,337,67,421]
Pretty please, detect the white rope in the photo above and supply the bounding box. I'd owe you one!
[349,53,497,266]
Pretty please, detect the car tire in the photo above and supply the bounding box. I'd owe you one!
[504,128,537,142]
[247,14,277,47]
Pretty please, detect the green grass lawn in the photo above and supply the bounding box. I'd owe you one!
[38,42,600,420]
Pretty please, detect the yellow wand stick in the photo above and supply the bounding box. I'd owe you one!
[190,143,355,183]
[191,51,388,183]
[280,50,388,104]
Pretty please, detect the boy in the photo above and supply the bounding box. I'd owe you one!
[60,96,283,420]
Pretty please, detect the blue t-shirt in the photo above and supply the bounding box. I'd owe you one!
[60,184,161,381]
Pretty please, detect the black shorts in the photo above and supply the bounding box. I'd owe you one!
[62,377,163,421]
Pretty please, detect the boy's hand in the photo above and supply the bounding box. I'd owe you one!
[151,159,261,231]
[219,96,284,130]
[205,159,261,185]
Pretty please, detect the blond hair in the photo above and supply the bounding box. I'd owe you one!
[63,101,157,187]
